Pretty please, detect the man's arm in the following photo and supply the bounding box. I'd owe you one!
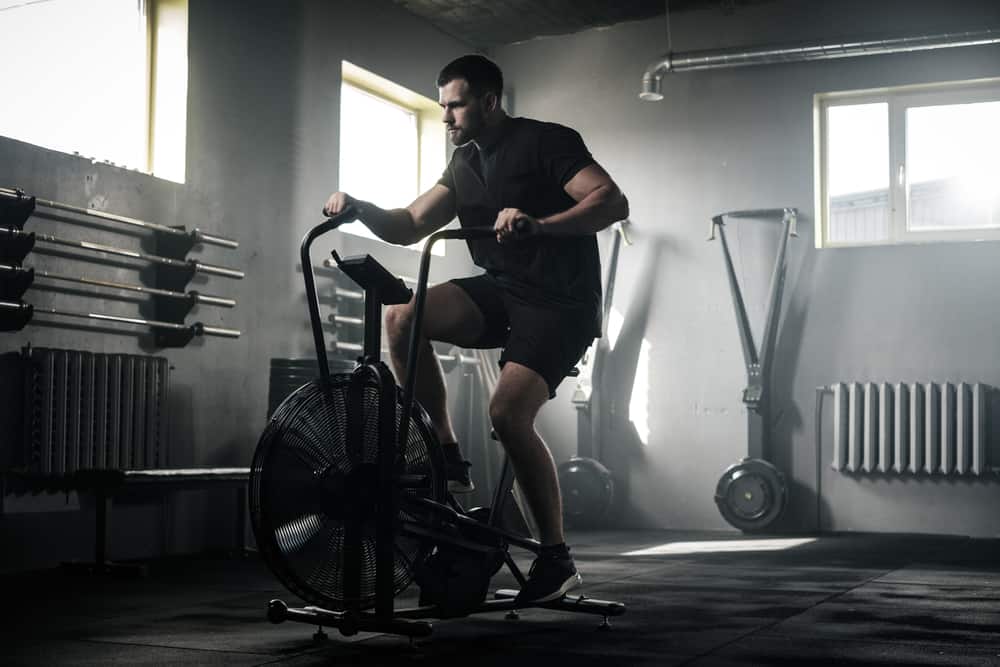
[539,163,629,236]
[323,184,456,245]
[494,163,628,242]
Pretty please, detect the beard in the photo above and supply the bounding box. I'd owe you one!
[448,109,487,146]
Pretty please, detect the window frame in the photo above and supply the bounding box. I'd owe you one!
[815,77,1000,249]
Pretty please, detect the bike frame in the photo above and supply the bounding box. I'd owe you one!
[273,214,623,638]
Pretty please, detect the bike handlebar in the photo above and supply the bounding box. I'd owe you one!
[299,210,527,445]
[302,207,358,386]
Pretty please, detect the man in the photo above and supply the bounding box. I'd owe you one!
[323,54,628,604]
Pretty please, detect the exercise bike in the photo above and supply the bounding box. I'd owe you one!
[249,209,626,639]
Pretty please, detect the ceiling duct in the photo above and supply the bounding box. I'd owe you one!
[640,28,1000,101]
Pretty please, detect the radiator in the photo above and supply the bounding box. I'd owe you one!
[830,382,988,476]
[20,346,169,474]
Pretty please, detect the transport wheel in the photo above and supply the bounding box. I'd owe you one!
[714,457,787,532]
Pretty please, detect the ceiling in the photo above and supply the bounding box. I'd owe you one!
[389,0,775,51]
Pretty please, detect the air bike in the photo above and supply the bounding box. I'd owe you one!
[249,209,626,639]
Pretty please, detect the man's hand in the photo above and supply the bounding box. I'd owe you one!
[494,208,542,244]
[322,191,358,217]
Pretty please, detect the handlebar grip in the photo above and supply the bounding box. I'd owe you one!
[322,204,358,227]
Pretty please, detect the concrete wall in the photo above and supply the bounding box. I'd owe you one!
[0,0,476,571]
[494,0,1000,537]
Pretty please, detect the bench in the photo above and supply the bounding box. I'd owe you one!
[2,467,251,574]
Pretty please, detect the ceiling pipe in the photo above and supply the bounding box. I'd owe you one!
[640,27,1000,101]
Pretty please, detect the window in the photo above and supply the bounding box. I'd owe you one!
[0,0,188,182]
[815,78,1000,247]
[338,61,447,253]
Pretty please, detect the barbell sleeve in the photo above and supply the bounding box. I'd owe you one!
[194,323,242,338]
[189,292,237,307]
[191,229,239,249]
[190,261,245,279]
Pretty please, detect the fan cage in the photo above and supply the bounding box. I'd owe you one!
[250,373,444,611]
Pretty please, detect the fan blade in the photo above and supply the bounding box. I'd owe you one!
[274,513,324,555]
[279,427,337,470]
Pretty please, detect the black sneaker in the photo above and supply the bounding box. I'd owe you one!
[514,551,581,605]
[446,459,474,494]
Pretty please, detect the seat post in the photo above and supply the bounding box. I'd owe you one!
[363,286,381,360]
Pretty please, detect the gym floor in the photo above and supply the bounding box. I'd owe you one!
[3,530,998,666]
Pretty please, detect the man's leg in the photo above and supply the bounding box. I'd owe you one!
[490,361,581,603]
[385,281,486,450]
[488,361,563,545]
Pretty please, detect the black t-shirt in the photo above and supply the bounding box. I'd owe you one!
[438,116,602,335]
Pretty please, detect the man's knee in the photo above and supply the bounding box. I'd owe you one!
[489,395,530,440]
[384,302,415,343]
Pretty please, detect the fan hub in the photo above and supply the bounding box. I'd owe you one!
[319,464,380,520]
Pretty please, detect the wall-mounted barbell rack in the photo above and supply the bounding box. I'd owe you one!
[0,187,243,346]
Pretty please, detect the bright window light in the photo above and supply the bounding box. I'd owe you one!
[825,103,890,244]
[339,83,419,211]
[622,538,816,556]
[906,100,1000,231]
[338,62,447,255]
[817,79,1000,246]
[0,0,149,169]
[149,0,188,183]
[0,0,188,182]
[339,82,430,251]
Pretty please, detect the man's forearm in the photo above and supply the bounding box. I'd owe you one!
[354,201,419,245]
[538,185,629,237]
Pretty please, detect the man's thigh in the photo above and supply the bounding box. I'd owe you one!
[491,361,550,421]
[420,281,489,348]
[501,302,595,399]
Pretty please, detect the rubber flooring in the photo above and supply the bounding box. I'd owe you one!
[2,530,998,666]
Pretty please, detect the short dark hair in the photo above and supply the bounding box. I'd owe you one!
[437,54,503,98]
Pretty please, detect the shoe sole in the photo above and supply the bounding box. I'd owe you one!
[515,572,582,605]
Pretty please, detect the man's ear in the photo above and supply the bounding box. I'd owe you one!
[484,91,499,112]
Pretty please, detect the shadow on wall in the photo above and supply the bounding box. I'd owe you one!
[768,213,820,532]
[598,234,669,529]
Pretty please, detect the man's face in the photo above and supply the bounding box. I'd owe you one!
[439,78,489,146]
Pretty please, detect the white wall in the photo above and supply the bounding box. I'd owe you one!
[495,0,1000,536]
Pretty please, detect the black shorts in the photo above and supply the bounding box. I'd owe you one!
[450,274,596,399]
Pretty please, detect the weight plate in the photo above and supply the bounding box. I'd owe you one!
[558,457,614,527]
[714,458,787,532]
